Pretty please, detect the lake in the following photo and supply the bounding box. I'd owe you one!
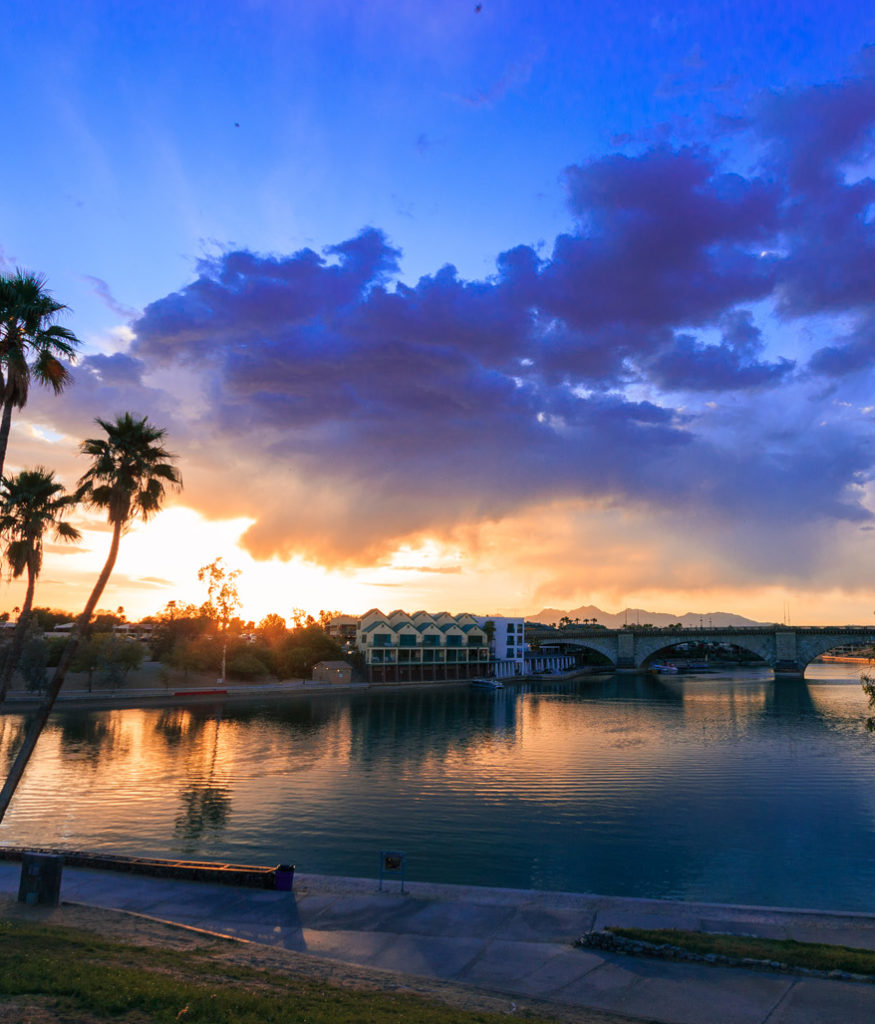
[2,662,875,911]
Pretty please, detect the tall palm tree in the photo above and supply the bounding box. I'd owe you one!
[0,414,181,821]
[0,270,81,478]
[0,468,80,702]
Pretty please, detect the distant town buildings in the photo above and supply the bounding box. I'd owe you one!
[325,614,358,643]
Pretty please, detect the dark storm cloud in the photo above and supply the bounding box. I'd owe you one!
[650,312,796,392]
[809,314,875,377]
[115,64,875,564]
[758,72,875,319]
[551,148,778,331]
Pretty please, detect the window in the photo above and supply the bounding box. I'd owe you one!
[446,635,462,647]
[423,634,439,646]
[399,634,416,647]
[373,633,391,647]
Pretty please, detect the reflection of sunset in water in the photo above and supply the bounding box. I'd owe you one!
[1,666,875,911]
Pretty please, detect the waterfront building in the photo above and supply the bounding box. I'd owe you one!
[474,615,527,679]
[356,608,491,684]
[354,609,577,683]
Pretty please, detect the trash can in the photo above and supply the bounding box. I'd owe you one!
[275,864,295,891]
[18,852,63,906]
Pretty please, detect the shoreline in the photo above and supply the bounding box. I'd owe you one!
[0,666,600,714]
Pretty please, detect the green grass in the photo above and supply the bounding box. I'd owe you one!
[0,918,553,1023]
[609,927,875,975]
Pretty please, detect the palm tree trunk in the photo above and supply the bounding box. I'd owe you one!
[0,556,36,703]
[0,522,121,823]
[0,398,14,480]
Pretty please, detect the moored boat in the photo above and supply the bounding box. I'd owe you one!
[471,677,504,689]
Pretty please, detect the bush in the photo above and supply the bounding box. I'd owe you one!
[227,651,270,680]
[19,633,48,692]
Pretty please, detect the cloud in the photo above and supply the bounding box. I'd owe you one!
[649,311,796,392]
[756,72,875,319]
[83,275,140,320]
[27,61,875,587]
[136,576,176,586]
[389,565,462,575]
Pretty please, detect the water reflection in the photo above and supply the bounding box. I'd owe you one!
[156,705,225,746]
[1,666,875,911]
[344,686,519,768]
[0,715,27,772]
[762,678,819,719]
[53,713,119,770]
[175,783,231,848]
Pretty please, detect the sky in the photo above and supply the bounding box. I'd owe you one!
[3,0,875,625]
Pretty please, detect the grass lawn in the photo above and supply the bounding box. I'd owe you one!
[0,917,558,1024]
[609,927,875,975]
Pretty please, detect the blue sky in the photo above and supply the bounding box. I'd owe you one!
[4,1,875,624]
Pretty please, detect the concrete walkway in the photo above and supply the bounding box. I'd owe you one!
[3,860,875,1024]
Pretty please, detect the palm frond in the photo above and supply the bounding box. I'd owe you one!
[77,413,182,528]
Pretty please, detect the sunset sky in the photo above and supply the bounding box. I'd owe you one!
[3,1,875,625]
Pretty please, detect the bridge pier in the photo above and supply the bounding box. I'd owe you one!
[773,661,806,680]
[616,632,636,672]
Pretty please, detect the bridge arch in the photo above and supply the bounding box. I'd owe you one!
[631,634,774,669]
[535,638,618,669]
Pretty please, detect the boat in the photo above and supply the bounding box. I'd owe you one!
[470,677,504,689]
[650,663,679,674]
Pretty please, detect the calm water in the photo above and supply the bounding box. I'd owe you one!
[2,663,875,911]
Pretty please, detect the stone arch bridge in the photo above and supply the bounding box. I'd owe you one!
[528,625,875,679]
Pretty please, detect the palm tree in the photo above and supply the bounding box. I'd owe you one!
[0,468,80,702]
[0,414,181,822]
[0,270,81,478]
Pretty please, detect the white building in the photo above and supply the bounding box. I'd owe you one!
[475,616,527,679]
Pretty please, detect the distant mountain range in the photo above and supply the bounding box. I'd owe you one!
[527,604,769,629]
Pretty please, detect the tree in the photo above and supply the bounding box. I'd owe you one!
[0,468,80,702]
[18,631,49,692]
[71,633,105,692]
[198,557,241,684]
[150,600,210,662]
[290,607,315,628]
[0,413,181,822]
[257,612,288,647]
[96,634,144,688]
[0,271,81,478]
[862,674,875,732]
[317,609,341,631]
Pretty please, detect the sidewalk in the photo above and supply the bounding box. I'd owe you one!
[0,678,370,711]
[3,860,875,1023]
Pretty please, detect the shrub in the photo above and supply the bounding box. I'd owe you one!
[227,651,270,680]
